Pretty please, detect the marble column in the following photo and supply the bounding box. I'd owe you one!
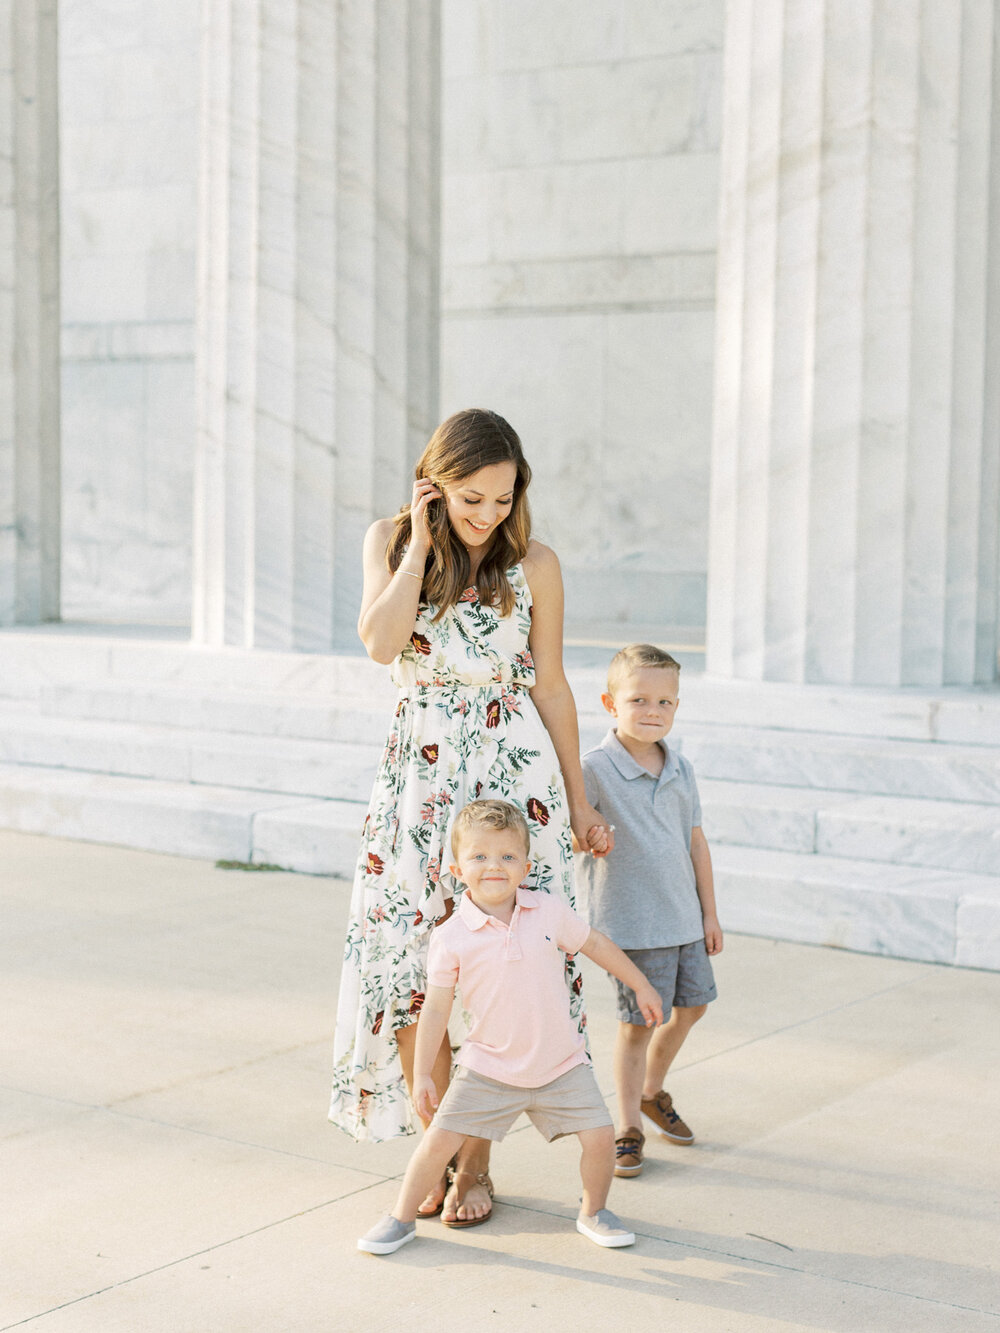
[707,0,1000,686]
[0,0,60,625]
[193,0,440,651]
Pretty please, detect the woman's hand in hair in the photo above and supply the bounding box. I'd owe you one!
[410,477,442,553]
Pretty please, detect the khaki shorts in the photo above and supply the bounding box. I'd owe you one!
[431,1062,612,1143]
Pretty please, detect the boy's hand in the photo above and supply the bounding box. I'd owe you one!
[585,823,613,857]
[635,981,663,1027]
[412,1074,439,1123]
[570,802,614,858]
[704,915,723,955]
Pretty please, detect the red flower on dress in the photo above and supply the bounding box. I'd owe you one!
[411,632,432,655]
[421,743,439,764]
[372,1011,384,1035]
[414,909,424,927]
[408,990,425,1015]
[366,851,384,874]
[572,973,583,995]
[458,586,478,603]
[485,699,501,728]
[474,781,483,798]
[527,797,549,825]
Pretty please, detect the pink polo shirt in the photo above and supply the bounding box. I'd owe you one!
[426,886,591,1088]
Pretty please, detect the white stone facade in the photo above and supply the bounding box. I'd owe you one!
[58,0,198,625]
[441,0,723,638]
[0,2,998,971]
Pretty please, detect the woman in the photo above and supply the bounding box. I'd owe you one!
[330,408,612,1226]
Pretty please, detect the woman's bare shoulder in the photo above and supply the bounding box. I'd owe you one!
[523,538,560,570]
[364,516,396,553]
[522,539,561,581]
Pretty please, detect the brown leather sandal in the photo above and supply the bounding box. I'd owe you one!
[441,1169,494,1229]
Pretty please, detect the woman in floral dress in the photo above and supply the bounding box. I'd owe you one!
[330,408,612,1225]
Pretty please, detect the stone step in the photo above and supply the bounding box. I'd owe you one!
[0,762,366,869]
[712,844,999,970]
[0,629,396,705]
[699,779,1000,874]
[0,762,296,862]
[0,702,382,800]
[1,767,997,969]
[5,627,1000,744]
[675,722,1000,804]
[39,682,395,744]
[568,668,1000,745]
[5,697,999,823]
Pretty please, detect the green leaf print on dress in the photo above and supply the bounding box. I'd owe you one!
[329,564,584,1142]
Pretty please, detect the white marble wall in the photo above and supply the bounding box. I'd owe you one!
[0,0,60,625]
[58,0,199,625]
[440,0,724,637]
[193,0,440,651]
[707,0,1000,686]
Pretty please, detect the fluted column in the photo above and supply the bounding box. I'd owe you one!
[707,0,1000,686]
[193,0,440,650]
[0,0,60,625]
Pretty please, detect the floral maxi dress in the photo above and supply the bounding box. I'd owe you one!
[329,564,583,1142]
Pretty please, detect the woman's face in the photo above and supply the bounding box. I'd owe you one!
[442,461,518,551]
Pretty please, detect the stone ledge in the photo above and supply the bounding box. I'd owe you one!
[714,844,1000,969]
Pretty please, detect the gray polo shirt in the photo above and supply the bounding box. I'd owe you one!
[576,728,704,949]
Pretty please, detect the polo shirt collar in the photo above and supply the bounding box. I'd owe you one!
[600,727,680,786]
[456,884,539,930]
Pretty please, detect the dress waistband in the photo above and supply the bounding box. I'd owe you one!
[397,679,528,700]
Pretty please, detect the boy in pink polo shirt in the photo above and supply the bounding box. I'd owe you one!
[358,799,662,1255]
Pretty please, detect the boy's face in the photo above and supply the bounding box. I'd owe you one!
[602,665,680,745]
[450,826,531,917]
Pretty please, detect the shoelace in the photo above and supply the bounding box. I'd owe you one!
[615,1138,641,1158]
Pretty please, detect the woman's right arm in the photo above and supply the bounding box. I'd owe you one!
[357,479,441,663]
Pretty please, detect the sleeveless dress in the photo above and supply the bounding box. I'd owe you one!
[329,563,584,1142]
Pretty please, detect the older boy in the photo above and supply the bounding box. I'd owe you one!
[577,644,722,1178]
[357,799,662,1254]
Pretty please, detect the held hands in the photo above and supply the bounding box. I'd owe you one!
[410,476,443,553]
[570,802,614,858]
[703,915,724,956]
[412,1073,439,1123]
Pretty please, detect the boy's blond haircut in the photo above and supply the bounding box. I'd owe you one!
[451,798,531,857]
[606,643,681,697]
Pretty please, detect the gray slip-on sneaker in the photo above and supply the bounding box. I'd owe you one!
[576,1209,635,1248]
[357,1214,417,1254]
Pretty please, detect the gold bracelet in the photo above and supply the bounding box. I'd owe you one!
[398,568,423,580]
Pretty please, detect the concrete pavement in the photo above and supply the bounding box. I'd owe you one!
[2,830,999,1332]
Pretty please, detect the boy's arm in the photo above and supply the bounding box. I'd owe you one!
[690,826,723,955]
[411,984,454,1121]
[579,929,663,1026]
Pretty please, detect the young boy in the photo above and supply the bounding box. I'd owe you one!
[357,799,663,1255]
[576,644,722,1178]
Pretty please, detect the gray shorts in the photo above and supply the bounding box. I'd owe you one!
[615,941,717,1025]
[431,1062,613,1143]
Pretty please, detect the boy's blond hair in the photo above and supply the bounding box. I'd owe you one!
[451,799,531,856]
[606,643,681,697]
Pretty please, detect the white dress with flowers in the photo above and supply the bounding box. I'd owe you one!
[329,563,583,1142]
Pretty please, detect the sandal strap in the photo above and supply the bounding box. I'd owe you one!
[449,1169,494,1199]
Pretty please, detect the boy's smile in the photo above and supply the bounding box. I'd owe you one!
[602,665,679,754]
[449,826,531,923]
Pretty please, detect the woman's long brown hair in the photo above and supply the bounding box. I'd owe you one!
[386,409,532,620]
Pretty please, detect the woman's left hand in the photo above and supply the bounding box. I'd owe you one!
[571,802,614,857]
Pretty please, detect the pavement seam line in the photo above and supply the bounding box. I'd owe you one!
[0,1179,388,1332]
[6,1192,997,1329]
